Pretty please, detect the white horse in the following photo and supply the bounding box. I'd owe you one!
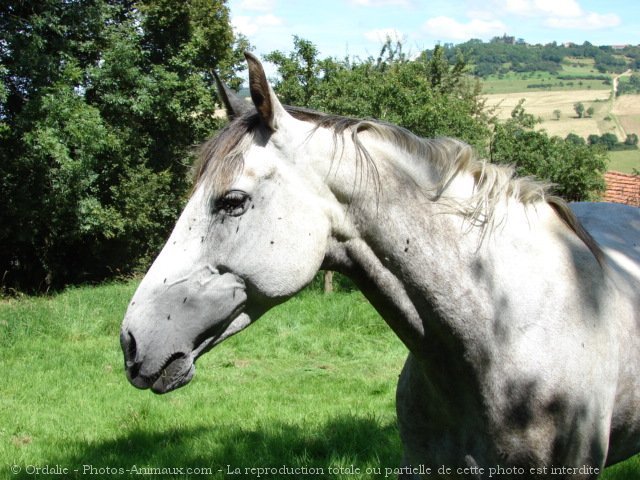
[120,53,640,479]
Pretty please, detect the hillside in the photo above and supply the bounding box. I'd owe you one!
[435,36,640,78]
[445,36,640,173]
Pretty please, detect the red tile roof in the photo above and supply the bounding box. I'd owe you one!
[603,171,640,207]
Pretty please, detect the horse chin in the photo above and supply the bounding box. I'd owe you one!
[150,355,196,394]
[146,313,253,394]
[192,312,253,360]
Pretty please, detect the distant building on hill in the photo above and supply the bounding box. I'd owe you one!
[491,34,516,45]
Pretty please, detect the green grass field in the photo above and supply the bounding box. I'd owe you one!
[481,70,610,94]
[608,149,640,173]
[1,282,638,479]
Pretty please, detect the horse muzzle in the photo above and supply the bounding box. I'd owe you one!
[119,268,251,394]
[120,329,196,393]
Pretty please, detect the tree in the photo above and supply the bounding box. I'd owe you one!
[586,106,595,117]
[266,37,490,152]
[624,133,639,147]
[490,105,607,201]
[264,36,320,106]
[588,134,601,146]
[599,133,619,150]
[574,102,585,118]
[565,133,586,145]
[553,109,561,120]
[0,0,246,291]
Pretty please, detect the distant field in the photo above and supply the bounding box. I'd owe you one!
[484,89,611,120]
[609,149,640,173]
[562,56,596,71]
[482,71,610,94]
[483,81,640,147]
[612,93,640,138]
[483,89,614,139]
[481,62,610,95]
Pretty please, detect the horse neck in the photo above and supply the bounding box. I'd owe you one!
[322,136,562,360]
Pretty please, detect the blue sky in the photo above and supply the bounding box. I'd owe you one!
[228,0,640,63]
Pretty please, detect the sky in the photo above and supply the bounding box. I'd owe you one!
[228,0,640,69]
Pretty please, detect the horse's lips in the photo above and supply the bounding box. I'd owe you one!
[150,356,195,394]
[149,312,252,394]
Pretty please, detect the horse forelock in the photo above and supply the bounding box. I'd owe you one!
[194,111,261,198]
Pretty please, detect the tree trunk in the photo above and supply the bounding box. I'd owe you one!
[323,270,334,294]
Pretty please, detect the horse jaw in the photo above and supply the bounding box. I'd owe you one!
[120,254,252,394]
[147,311,252,394]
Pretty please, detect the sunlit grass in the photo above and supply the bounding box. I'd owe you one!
[0,281,637,479]
[0,282,406,479]
[609,149,640,174]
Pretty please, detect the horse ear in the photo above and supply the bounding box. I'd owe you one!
[245,52,287,131]
[213,71,253,120]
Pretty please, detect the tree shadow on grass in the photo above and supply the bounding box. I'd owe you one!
[7,415,402,479]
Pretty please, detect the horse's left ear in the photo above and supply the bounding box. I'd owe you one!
[213,71,254,120]
[245,52,288,131]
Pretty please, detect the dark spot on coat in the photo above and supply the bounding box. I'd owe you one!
[201,236,204,243]
[406,239,410,244]
[404,247,409,253]
[183,297,187,303]
[504,380,537,430]
[236,225,240,233]
[163,278,167,284]
[270,240,274,245]
[167,314,171,320]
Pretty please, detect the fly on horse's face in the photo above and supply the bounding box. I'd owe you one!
[120,54,344,393]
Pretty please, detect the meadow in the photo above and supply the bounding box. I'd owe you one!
[1,281,639,479]
[481,62,640,175]
[609,149,640,174]
[481,71,610,95]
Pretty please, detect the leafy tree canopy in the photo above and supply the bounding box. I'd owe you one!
[1,0,247,291]
[491,102,607,201]
[266,38,491,150]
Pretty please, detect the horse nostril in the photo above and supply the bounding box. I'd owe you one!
[120,329,139,368]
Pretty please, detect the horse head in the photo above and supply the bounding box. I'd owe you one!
[119,53,345,393]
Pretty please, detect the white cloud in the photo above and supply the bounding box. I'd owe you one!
[350,0,411,6]
[364,28,405,43]
[238,0,276,11]
[491,0,620,30]
[501,0,582,17]
[231,14,283,36]
[545,12,620,29]
[422,16,507,41]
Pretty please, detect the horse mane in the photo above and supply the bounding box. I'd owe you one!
[195,105,603,265]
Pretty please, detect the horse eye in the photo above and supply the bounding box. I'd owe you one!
[214,190,250,216]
